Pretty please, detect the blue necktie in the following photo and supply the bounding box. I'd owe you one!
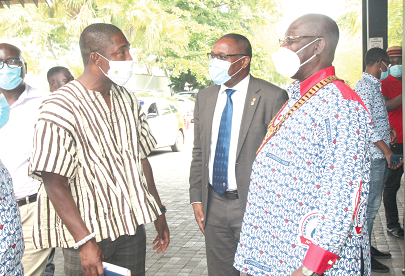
[212,89,236,196]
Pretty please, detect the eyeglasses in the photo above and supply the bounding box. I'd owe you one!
[381,60,391,68]
[279,36,322,45]
[207,53,247,61]
[0,59,24,69]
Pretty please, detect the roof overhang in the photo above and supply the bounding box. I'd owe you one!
[0,0,52,9]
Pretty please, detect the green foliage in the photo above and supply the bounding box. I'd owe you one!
[388,0,403,47]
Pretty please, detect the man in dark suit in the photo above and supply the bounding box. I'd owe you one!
[189,33,288,276]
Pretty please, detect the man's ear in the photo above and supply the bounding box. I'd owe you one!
[314,38,326,55]
[89,52,101,66]
[241,56,251,69]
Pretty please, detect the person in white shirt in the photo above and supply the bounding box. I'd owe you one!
[0,43,52,276]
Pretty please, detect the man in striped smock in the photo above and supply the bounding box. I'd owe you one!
[29,23,169,276]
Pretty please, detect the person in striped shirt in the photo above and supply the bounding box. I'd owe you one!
[29,23,169,276]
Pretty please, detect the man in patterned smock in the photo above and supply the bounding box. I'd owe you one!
[234,14,372,276]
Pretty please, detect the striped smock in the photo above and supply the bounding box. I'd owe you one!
[28,80,160,249]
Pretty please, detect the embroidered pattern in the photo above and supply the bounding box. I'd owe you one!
[234,80,372,276]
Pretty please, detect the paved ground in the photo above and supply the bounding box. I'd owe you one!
[52,126,405,275]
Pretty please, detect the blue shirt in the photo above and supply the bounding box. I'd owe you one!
[354,73,390,160]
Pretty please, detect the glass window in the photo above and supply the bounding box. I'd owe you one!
[147,103,158,115]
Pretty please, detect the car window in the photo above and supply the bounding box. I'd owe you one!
[169,104,179,113]
[147,103,158,114]
[161,103,172,115]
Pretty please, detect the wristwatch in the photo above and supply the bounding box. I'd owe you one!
[302,266,321,276]
[159,205,167,214]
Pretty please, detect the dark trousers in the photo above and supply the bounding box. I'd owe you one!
[383,143,404,229]
[205,186,245,276]
[63,225,146,276]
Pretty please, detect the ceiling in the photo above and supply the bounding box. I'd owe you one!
[0,0,52,9]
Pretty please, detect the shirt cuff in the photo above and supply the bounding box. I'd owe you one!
[302,243,339,274]
[191,202,202,204]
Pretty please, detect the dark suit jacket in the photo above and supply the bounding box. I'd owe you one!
[189,75,289,227]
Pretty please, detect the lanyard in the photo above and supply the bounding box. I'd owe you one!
[257,75,340,154]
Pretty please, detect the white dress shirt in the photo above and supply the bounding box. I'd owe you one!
[0,84,48,199]
[208,74,250,190]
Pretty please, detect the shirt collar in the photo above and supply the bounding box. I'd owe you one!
[10,83,46,108]
[362,72,381,85]
[299,66,336,96]
[219,74,250,95]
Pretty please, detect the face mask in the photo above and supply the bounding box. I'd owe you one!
[209,56,245,85]
[380,61,389,80]
[390,65,402,78]
[272,38,321,78]
[97,53,134,86]
[0,94,10,128]
[0,65,23,90]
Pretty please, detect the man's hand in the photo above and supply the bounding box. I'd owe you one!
[79,239,105,276]
[192,203,205,234]
[291,266,305,276]
[153,214,170,253]
[390,126,398,145]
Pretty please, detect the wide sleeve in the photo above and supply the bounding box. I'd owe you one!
[302,99,371,274]
[29,120,78,181]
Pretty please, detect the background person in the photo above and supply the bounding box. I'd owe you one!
[354,47,397,273]
[189,33,288,275]
[382,46,404,239]
[47,66,74,92]
[0,43,52,276]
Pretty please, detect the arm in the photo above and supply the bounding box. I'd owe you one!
[271,88,289,119]
[189,93,205,233]
[141,158,170,253]
[383,94,402,112]
[374,140,396,169]
[41,172,104,276]
[300,102,370,274]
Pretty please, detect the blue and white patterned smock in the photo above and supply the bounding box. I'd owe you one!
[354,73,390,160]
[0,160,24,275]
[234,67,372,276]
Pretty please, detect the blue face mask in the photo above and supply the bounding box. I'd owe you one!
[209,56,245,85]
[390,65,402,78]
[0,94,10,128]
[0,66,23,90]
[380,61,389,80]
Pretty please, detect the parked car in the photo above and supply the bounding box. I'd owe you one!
[138,97,185,152]
[176,91,198,99]
[171,96,195,128]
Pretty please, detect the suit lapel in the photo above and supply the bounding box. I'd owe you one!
[236,76,261,159]
[204,86,220,156]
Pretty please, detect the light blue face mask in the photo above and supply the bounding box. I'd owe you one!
[208,56,245,85]
[380,61,389,80]
[0,66,23,90]
[390,65,402,78]
[0,94,10,128]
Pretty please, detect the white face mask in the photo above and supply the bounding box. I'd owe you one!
[272,38,321,78]
[96,53,134,86]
